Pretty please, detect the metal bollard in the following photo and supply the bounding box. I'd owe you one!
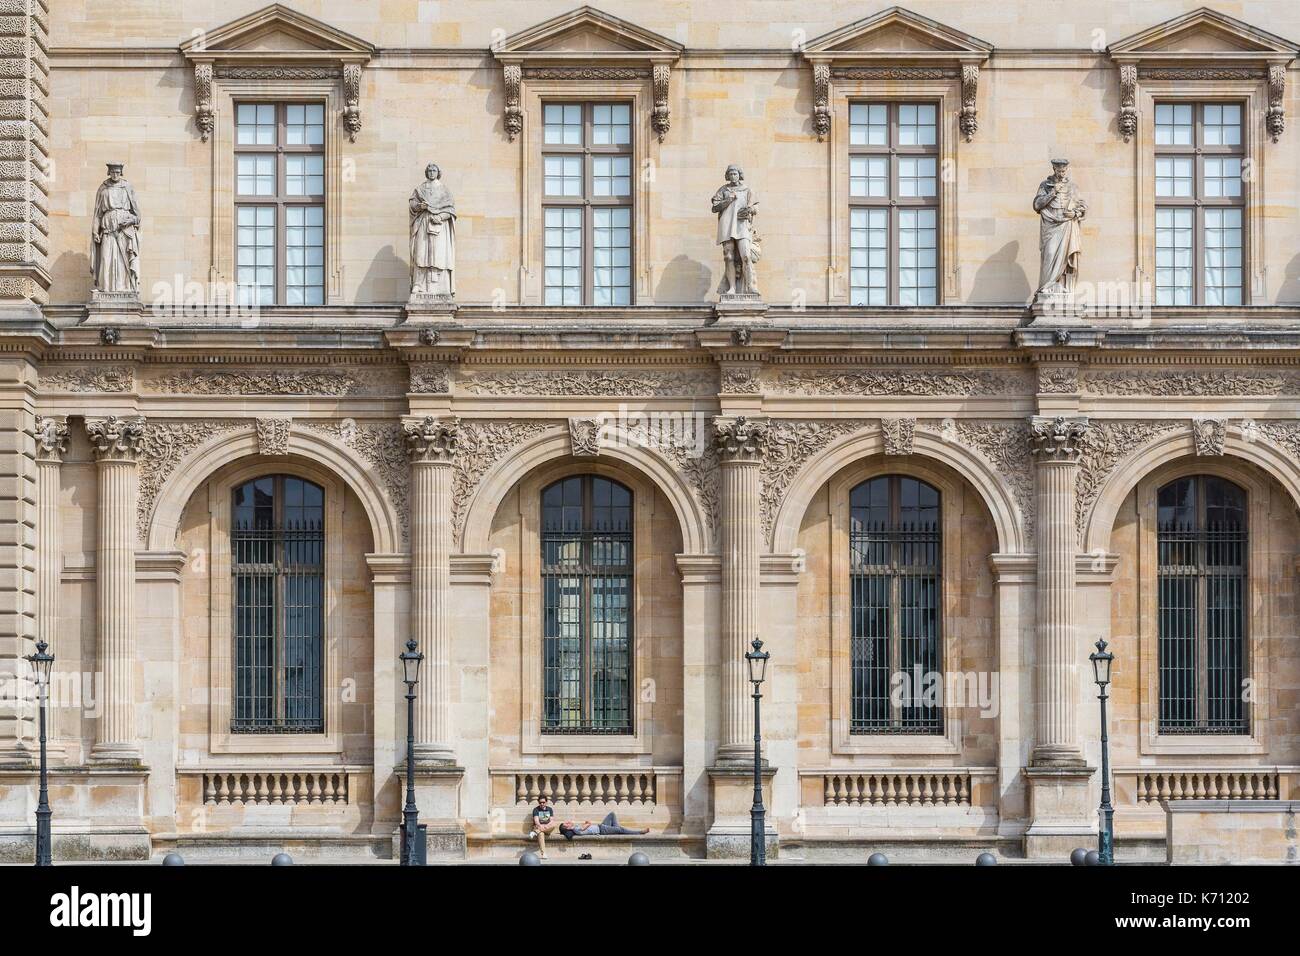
[271,852,293,866]
[975,852,997,866]
[519,851,542,866]
[1070,848,1089,866]
[867,852,889,866]
[628,851,650,866]
[162,852,185,866]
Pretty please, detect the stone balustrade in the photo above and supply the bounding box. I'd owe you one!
[197,769,355,806]
[1123,768,1289,804]
[496,769,680,807]
[816,770,982,807]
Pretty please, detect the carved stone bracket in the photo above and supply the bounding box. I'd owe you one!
[1192,418,1227,457]
[503,64,523,141]
[652,64,671,142]
[1268,64,1286,143]
[959,65,979,142]
[194,63,215,142]
[812,64,831,141]
[404,416,460,464]
[881,417,916,456]
[343,63,363,142]
[1118,64,1138,142]
[1029,416,1090,463]
[568,417,602,458]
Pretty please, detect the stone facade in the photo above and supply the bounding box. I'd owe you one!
[1,2,1299,862]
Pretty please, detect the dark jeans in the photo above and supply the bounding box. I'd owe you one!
[597,812,640,835]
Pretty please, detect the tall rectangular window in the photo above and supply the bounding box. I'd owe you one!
[232,475,325,734]
[1154,102,1244,306]
[541,475,632,734]
[849,475,943,734]
[235,102,326,306]
[541,102,633,305]
[848,102,939,306]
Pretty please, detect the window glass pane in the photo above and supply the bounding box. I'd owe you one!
[1202,102,1241,146]
[285,102,325,146]
[284,205,325,306]
[543,206,582,305]
[1154,156,1193,198]
[592,207,631,306]
[592,155,632,197]
[1155,102,1193,145]
[543,154,582,196]
[236,103,276,145]
[236,153,276,196]
[1202,157,1241,198]
[543,103,583,144]
[849,207,888,306]
[897,208,937,306]
[284,154,324,196]
[849,102,888,146]
[592,102,631,145]
[1203,207,1242,306]
[898,103,936,146]
[849,156,888,198]
[1154,206,1194,305]
[236,205,275,306]
[898,156,937,198]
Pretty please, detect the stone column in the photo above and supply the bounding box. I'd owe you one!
[86,416,146,762]
[713,416,767,764]
[403,416,458,762]
[1028,415,1089,766]
[34,417,67,750]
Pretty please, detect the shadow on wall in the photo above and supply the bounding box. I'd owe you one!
[1278,253,1300,304]
[357,244,408,304]
[968,240,1031,305]
[50,251,92,305]
[653,254,713,303]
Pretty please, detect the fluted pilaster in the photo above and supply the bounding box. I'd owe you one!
[404,416,459,762]
[714,416,767,763]
[86,415,146,762]
[1029,415,1089,767]
[35,417,67,747]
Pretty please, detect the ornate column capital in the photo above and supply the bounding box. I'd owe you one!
[85,416,147,462]
[35,416,69,463]
[1029,415,1089,464]
[713,415,768,463]
[404,415,460,464]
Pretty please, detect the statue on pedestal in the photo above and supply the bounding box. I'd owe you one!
[90,163,141,297]
[1032,158,1086,301]
[409,162,456,300]
[711,165,760,298]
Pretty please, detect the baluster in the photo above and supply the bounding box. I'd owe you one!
[255,773,270,805]
[307,773,321,805]
[1156,774,1170,801]
[517,775,528,804]
[956,775,968,806]
[883,774,897,806]
[842,774,856,806]
[268,774,282,804]
[611,774,624,805]
[541,774,555,803]
[239,774,253,804]
[1229,773,1242,799]
[1265,774,1278,800]
[204,775,216,806]
[1170,773,1183,800]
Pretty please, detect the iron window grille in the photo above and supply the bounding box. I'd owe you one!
[541,475,633,734]
[1157,475,1248,734]
[232,475,325,734]
[849,475,943,734]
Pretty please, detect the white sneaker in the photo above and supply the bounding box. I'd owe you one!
[529,830,538,839]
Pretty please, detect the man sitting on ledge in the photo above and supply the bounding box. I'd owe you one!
[559,812,649,839]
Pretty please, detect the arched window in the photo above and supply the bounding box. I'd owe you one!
[540,475,632,734]
[849,475,942,734]
[231,475,325,733]
[1157,474,1247,734]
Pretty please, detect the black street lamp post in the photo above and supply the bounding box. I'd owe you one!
[1090,638,1115,866]
[745,637,770,867]
[24,639,54,867]
[399,638,425,867]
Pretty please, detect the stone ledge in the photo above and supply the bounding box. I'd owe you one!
[1163,799,1300,813]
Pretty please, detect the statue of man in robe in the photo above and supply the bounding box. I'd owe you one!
[1032,158,1086,300]
[711,164,760,297]
[409,162,456,298]
[90,162,141,296]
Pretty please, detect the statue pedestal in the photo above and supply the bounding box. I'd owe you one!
[1028,292,1086,326]
[84,291,145,326]
[404,295,458,325]
[714,294,767,322]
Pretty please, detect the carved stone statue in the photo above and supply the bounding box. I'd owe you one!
[408,162,456,299]
[1032,158,1086,300]
[711,164,760,297]
[90,163,141,297]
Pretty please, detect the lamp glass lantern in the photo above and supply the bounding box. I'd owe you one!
[25,640,54,688]
[400,638,424,687]
[745,638,769,686]
[1090,638,1114,692]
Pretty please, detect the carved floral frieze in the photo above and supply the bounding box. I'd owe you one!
[144,367,396,396]
[773,369,1029,396]
[135,419,244,542]
[1082,369,1300,396]
[458,368,716,397]
[450,420,558,547]
[40,365,134,393]
[1073,420,1183,542]
[952,419,1036,542]
[759,420,863,544]
[301,420,410,542]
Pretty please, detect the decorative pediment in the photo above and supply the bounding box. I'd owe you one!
[492,6,683,142]
[181,4,375,142]
[1109,8,1297,142]
[801,6,991,141]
